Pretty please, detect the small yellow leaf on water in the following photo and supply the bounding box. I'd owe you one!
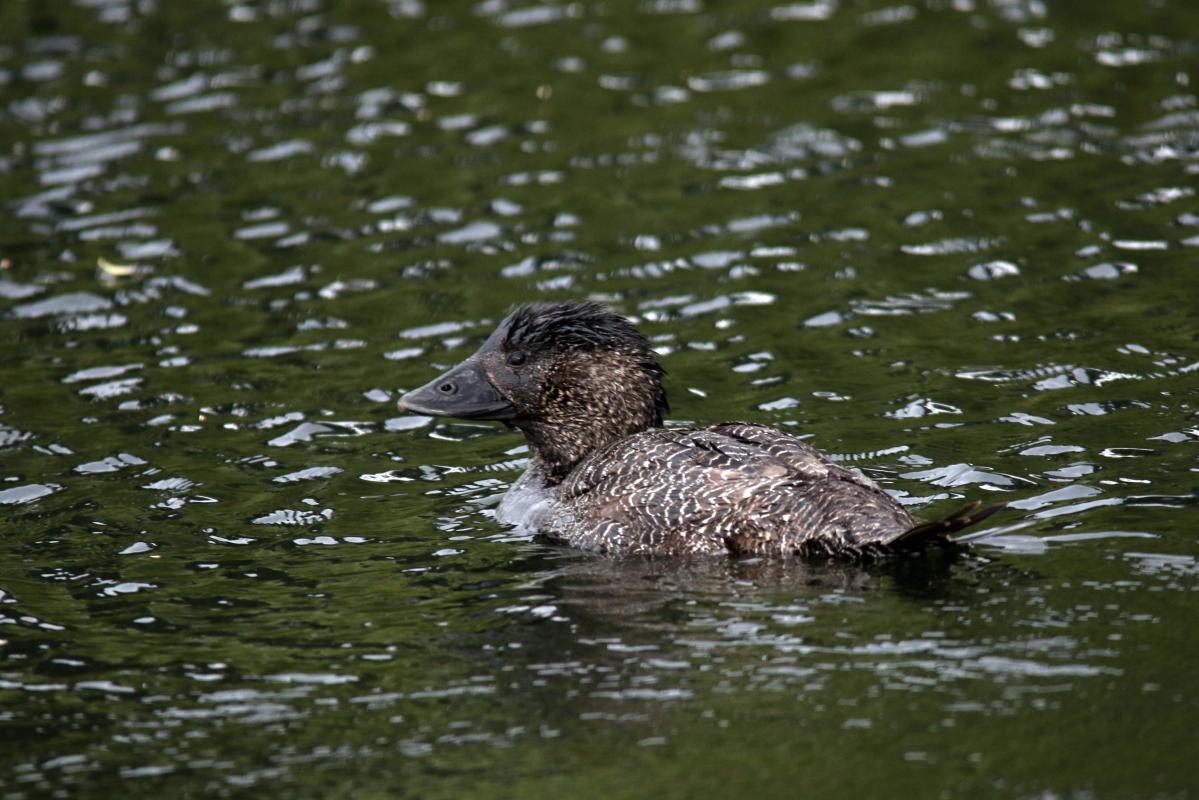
[97,256,138,276]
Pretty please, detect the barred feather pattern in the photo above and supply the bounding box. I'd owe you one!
[507,422,918,557]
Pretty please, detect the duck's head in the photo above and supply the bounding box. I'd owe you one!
[399,301,668,481]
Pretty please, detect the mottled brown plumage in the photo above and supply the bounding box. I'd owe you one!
[399,301,1003,557]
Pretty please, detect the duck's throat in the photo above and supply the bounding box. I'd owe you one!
[518,418,638,485]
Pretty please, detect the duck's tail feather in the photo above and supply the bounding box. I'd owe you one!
[891,500,1006,550]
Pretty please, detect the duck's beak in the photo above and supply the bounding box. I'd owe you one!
[398,358,516,420]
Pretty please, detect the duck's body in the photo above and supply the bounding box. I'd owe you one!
[399,302,1001,557]
[498,423,914,556]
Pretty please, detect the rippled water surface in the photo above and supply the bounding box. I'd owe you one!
[2,0,1198,796]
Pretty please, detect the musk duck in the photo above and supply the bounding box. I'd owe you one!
[399,301,1002,557]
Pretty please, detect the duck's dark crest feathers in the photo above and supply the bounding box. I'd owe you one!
[502,301,669,423]
[888,500,1007,550]
[505,301,652,355]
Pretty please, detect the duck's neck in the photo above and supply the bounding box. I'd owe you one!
[513,348,667,485]
[518,416,651,486]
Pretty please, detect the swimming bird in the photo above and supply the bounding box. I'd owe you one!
[398,301,1003,557]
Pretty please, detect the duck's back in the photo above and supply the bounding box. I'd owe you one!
[544,422,915,556]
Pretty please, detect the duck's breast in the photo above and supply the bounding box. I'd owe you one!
[496,464,559,532]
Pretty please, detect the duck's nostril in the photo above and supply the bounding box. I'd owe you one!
[438,382,456,394]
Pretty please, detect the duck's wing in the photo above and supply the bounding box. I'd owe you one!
[705,422,885,492]
[556,426,914,555]
[554,427,772,554]
[701,424,1014,553]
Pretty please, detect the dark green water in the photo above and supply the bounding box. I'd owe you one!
[2,0,1198,796]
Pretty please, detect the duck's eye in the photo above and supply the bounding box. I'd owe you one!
[506,351,527,367]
